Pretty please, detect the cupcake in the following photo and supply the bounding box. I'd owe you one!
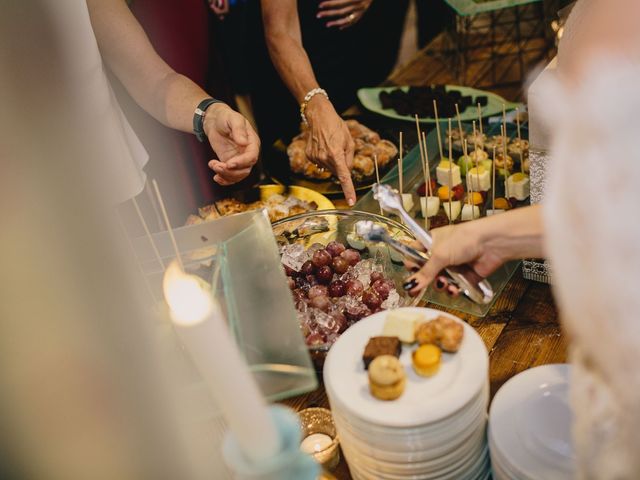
[412,344,442,377]
[368,355,406,401]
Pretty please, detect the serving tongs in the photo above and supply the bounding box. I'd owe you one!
[372,184,494,305]
[276,216,330,244]
[355,221,429,266]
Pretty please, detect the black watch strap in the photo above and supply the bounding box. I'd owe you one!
[193,98,224,143]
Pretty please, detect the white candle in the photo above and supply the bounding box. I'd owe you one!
[163,261,281,464]
[300,433,333,454]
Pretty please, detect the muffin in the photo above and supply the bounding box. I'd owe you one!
[368,355,406,401]
[412,344,442,377]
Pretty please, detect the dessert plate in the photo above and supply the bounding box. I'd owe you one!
[324,307,488,428]
[489,364,575,480]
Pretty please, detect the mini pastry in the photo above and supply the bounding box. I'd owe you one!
[420,196,441,218]
[412,344,442,377]
[368,355,406,401]
[494,153,514,174]
[466,166,491,192]
[461,204,480,221]
[383,310,425,343]
[508,139,529,160]
[416,316,464,353]
[466,132,487,151]
[362,336,402,369]
[442,201,462,222]
[469,149,489,164]
[436,160,462,187]
[506,173,530,201]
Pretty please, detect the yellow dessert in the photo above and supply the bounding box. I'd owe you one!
[412,344,442,377]
[368,355,406,400]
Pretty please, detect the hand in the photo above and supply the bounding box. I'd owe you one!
[305,97,356,205]
[403,222,506,297]
[317,0,373,29]
[208,0,229,20]
[204,103,260,186]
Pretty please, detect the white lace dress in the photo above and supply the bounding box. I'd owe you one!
[539,3,640,474]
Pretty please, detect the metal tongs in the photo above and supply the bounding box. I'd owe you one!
[372,184,494,305]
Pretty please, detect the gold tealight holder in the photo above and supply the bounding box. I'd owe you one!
[298,407,340,471]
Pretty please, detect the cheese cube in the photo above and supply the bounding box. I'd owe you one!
[401,193,414,212]
[442,201,462,221]
[383,310,426,343]
[420,196,440,218]
[461,204,480,221]
[436,160,462,187]
[466,167,491,192]
[506,173,530,201]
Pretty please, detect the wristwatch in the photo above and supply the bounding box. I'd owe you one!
[193,98,224,143]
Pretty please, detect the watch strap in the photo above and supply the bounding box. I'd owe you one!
[193,98,223,142]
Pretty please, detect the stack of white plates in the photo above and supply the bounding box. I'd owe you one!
[489,364,575,480]
[324,307,491,480]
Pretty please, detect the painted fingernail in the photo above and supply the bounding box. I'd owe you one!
[434,277,448,291]
[403,279,418,291]
[447,285,460,297]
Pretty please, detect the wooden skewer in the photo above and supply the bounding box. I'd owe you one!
[398,131,404,196]
[152,179,184,271]
[447,118,453,224]
[492,146,497,211]
[472,121,479,156]
[374,153,383,216]
[464,139,471,208]
[433,100,444,159]
[132,196,165,270]
[455,104,465,149]
[477,103,484,137]
[516,107,524,174]
[501,126,509,200]
[415,115,428,187]
[422,131,432,197]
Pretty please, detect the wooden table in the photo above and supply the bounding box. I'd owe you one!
[282,28,565,480]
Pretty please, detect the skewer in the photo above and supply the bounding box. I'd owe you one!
[374,153,383,216]
[398,131,404,196]
[422,131,432,197]
[455,104,465,149]
[415,115,427,183]
[464,140,472,208]
[447,118,453,224]
[501,126,509,200]
[492,146,497,211]
[472,121,479,157]
[132,196,165,270]
[477,103,484,137]
[516,107,524,174]
[433,100,444,160]
[152,179,184,271]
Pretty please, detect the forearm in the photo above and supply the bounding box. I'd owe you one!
[477,205,546,261]
[87,0,210,133]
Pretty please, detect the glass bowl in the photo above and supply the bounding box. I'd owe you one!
[272,210,421,369]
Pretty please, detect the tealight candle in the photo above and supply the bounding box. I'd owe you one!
[300,433,333,454]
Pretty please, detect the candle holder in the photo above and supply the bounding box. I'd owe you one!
[223,406,320,480]
[298,408,340,471]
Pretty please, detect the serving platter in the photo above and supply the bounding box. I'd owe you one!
[357,84,520,123]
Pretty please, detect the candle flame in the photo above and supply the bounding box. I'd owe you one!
[162,261,212,326]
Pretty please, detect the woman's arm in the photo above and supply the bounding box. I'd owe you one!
[86,0,259,185]
[406,205,546,295]
[261,0,356,205]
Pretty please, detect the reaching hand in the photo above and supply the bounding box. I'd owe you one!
[305,97,356,205]
[403,222,506,297]
[317,0,373,29]
[204,103,260,186]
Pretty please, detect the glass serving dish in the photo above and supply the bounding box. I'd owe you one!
[272,210,421,370]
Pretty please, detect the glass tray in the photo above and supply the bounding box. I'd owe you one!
[445,0,542,16]
[355,124,528,317]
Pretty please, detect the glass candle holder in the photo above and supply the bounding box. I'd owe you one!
[297,408,340,471]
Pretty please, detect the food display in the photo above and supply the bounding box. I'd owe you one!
[287,119,398,183]
[362,336,402,369]
[367,355,406,401]
[411,344,442,377]
[378,85,487,118]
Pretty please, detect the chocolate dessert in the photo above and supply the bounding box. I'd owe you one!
[362,336,402,369]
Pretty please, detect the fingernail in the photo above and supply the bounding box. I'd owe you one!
[447,285,460,297]
[348,198,355,206]
[403,279,418,291]
[434,277,448,291]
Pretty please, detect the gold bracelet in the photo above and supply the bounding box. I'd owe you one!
[300,88,329,126]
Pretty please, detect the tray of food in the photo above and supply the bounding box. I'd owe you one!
[355,116,529,317]
[271,210,422,370]
[357,84,520,123]
[266,119,398,196]
[185,184,334,226]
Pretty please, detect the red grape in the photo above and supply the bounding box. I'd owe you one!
[283,264,296,277]
[310,295,331,311]
[287,277,295,290]
[371,279,391,300]
[326,241,346,257]
[369,271,384,285]
[300,260,315,275]
[328,280,347,297]
[305,274,318,286]
[316,265,333,284]
[345,302,371,322]
[312,249,332,268]
[362,289,382,310]
[308,284,329,299]
[331,256,349,275]
[340,249,361,266]
[332,312,348,333]
[345,279,364,296]
[305,333,326,346]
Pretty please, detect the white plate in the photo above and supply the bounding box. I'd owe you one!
[489,364,575,480]
[324,307,488,428]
